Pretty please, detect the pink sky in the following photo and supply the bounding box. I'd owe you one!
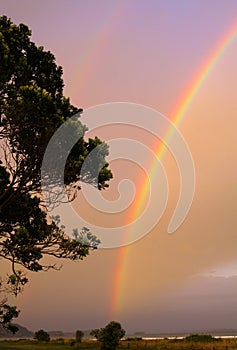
[1,0,237,334]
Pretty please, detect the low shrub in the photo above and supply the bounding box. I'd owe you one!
[184,333,220,342]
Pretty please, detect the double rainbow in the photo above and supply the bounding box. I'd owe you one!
[111,21,237,319]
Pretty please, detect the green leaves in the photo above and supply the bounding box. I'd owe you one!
[91,321,125,350]
[0,303,19,333]
[34,329,50,342]
[0,15,113,332]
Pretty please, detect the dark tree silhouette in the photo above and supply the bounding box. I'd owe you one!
[0,15,112,331]
[75,329,84,343]
[91,321,125,350]
[34,329,50,342]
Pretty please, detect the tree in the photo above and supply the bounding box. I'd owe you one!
[91,321,125,350]
[0,16,112,331]
[34,329,50,342]
[75,329,84,343]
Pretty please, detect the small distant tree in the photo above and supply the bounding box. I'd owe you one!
[34,329,50,342]
[75,329,84,343]
[91,321,125,350]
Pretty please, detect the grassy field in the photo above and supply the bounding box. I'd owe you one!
[1,338,237,350]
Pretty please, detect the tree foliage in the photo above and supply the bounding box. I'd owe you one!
[91,321,125,350]
[75,329,84,343]
[184,334,219,343]
[34,329,50,342]
[0,15,112,330]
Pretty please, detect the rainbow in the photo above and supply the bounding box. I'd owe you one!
[111,21,237,319]
[73,1,127,102]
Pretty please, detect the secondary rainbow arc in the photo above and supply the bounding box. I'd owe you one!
[111,21,237,319]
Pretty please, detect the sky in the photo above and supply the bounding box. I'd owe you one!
[1,0,237,334]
